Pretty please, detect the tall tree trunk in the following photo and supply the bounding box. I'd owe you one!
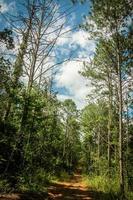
[126,92,129,190]
[3,6,34,122]
[97,128,100,175]
[107,72,112,175]
[20,4,44,130]
[117,46,125,199]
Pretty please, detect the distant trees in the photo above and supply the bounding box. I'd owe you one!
[61,99,81,173]
[81,102,109,174]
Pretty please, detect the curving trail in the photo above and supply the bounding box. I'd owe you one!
[48,174,94,200]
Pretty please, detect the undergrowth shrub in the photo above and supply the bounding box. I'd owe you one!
[127,191,133,200]
[18,169,50,192]
[0,178,11,193]
[54,170,73,182]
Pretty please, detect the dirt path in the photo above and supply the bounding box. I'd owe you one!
[0,192,48,200]
[0,175,95,200]
[48,174,94,200]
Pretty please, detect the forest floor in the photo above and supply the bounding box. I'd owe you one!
[0,174,95,200]
[48,174,94,200]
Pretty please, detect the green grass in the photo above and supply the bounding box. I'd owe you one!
[83,174,133,200]
[83,175,119,200]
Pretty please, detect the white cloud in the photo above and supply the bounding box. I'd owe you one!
[57,28,94,49]
[71,30,89,48]
[55,26,96,63]
[55,61,92,109]
[0,0,15,13]
[55,25,95,109]
[0,0,8,13]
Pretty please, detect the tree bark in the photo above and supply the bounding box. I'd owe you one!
[117,46,125,199]
[97,128,100,175]
[107,71,112,175]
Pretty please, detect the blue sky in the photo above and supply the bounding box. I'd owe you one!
[58,0,90,25]
[53,0,95,108]
[0,0,95,109]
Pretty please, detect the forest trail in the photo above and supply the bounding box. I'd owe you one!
[48,174,94,200]
[0,175,95,200]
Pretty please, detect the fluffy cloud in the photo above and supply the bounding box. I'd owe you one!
[57,28,95,53]
[55,60,92,109]
[55,26,95,109]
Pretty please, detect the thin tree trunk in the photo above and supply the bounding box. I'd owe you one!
[97,128,100,175]
[107,72,112,175]
[126,92,129,190]
[117,46,125,199]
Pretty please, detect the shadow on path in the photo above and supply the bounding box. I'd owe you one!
[0,175,118,200]
[0,191,48,200]
[48,174,94,200]
[48,174,119,200]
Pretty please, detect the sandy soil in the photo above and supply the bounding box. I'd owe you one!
[48,174,94,200]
